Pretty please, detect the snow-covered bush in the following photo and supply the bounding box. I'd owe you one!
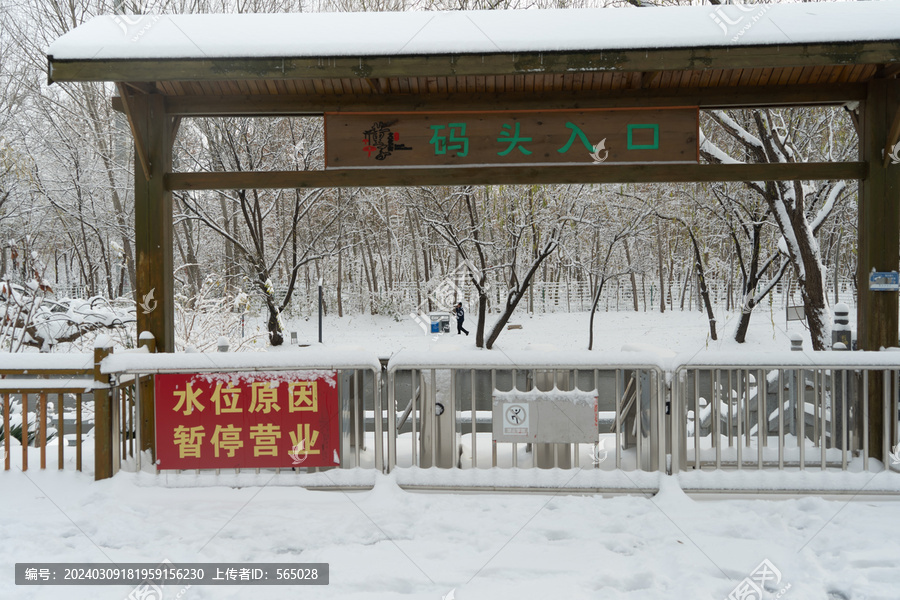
[0,278,135,352]
[174,275,263,352]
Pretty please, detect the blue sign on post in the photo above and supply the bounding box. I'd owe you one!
[869,271,900,291]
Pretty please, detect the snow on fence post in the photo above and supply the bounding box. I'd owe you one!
[93,335,114,481]
[138,331,156,462]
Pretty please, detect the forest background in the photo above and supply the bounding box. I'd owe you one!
[0,0,861,352]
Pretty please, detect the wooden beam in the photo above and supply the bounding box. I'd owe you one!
[116,83,152,181]
[137,335,156,461]
[48,42,900,83]
[166,162,867,191]
[160,84,867,117]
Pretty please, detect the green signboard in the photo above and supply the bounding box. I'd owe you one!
[325,107,699,169]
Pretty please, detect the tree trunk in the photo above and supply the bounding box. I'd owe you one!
[834,229,842,305]
[688,233,718,341]
[336,246,343,317]
[623,238,639,312]
[407,207,422,309]
[656,220,666,313]
[485,239,559,349]
[265,295,284,346]
[587,278,607,351]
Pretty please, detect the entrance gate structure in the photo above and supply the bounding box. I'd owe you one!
[47,2,900,463]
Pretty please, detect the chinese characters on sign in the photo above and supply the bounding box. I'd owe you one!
[155,372,339,470]
[325,108,698,168]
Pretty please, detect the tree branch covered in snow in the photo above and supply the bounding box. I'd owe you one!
[701,107,856,350]
[0,279,134,352]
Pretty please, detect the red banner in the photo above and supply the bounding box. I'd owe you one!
[154,371,340,470]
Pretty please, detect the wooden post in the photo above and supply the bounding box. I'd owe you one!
[138,332,156,461]
[131,91,176,352]
[22,394,28,471]
[39,393,47,470]
[93,342,113,481]
[57,392,64,470]
[2,394,10,471]
[858,78,900,462]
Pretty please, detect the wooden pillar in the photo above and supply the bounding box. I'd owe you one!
[858,78,900,461]
[93,343,113,481]
[138,333,156,460]
[132,93,176,352]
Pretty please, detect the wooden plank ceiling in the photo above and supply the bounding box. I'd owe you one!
[155,64,880,97]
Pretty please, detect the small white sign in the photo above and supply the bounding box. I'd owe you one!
[502,403,529,436]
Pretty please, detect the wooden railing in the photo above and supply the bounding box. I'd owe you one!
[0,344,139,480]
[1,353,96,475]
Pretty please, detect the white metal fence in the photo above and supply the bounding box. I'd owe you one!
[87,348,900,491]
[672,352,900,474]
[384,350,667,474]
[276,276,858,317]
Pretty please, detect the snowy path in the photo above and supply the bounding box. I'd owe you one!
[3,468,900,600]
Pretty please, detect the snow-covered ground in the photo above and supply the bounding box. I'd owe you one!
[4,307,900,600]
[287,303,806,356]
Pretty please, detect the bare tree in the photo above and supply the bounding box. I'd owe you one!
[416,185,573,348]
[705,184,788,343]
[177,117,342,345]
[701,107,854,350]
[573,200,651,350]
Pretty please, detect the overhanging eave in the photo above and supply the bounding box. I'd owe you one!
[47,41,900,84]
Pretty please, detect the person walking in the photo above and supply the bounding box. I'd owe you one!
[454,302,469,336]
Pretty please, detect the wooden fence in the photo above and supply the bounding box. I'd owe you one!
[0,346,137,480]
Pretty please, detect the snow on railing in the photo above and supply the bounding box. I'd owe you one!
[5,347,897,489]
[1,353,98,474]
[673,353,900,475]
[102,348,385,474]
[385,352,667,478]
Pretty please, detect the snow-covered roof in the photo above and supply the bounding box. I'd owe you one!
[47,2,900,62]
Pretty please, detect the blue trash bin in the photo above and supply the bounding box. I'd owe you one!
[429,313,441,334]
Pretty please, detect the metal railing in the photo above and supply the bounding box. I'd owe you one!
[101,348,383,475]
[672,351,900,473]
[277,276,859,317]
[385,350,668,473]
[5,346,898,488]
